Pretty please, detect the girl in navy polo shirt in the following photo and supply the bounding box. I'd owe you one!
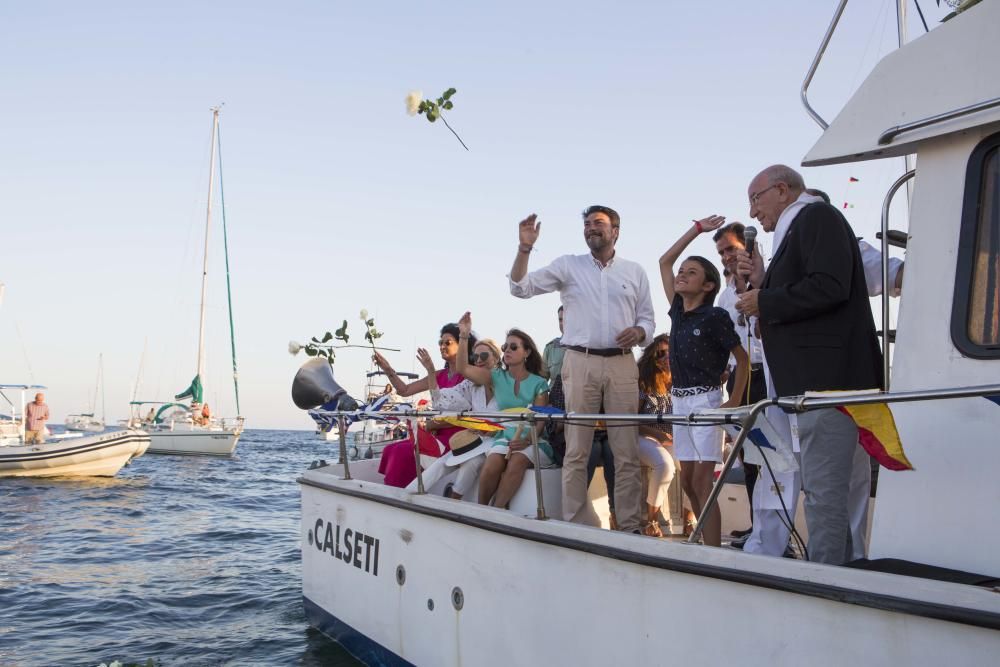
[659,216,749,546]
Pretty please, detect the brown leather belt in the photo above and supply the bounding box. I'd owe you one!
[564,345,630,357]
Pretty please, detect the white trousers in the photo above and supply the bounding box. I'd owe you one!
[636,436,676,508]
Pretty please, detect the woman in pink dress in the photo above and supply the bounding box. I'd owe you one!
[374,323,477,487]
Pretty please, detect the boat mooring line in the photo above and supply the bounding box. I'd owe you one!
[299,476,1000,631]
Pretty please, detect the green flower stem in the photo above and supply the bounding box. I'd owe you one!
[314,344,401,352]
[440,114,469,151]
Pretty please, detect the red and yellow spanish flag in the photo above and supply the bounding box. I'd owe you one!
[836,403,913,471]
[434,416,504,432]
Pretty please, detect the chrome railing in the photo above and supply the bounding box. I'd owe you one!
[801,0,849,130]
[316,382,1000,548]
[877,96,1000,146]
[881,169,915,390]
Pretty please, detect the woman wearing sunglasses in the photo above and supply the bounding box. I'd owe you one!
[374,323,478,488]
[455,311,551,508]
[406,338,503,499]
[635,334,683,537]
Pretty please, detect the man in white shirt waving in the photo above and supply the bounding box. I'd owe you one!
[509,206,655,533]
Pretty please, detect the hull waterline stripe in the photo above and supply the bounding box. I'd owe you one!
[0,436,148,463]
[299,476,1000,632]
[303,596,414,667]
[145,450,234,457]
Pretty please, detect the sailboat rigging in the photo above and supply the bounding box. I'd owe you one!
[137,106,245,456]
[65,354,105,432]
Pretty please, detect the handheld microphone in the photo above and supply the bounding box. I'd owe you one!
[744,225,758,258]
[736,225,759,295]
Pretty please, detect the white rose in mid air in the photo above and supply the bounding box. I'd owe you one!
[405,91,422,116]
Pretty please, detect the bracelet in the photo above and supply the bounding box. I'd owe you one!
[459,335,469,340]
[694,221,704,233]
[518,243,534,253]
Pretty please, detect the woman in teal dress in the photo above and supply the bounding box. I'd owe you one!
[455,312,550,508]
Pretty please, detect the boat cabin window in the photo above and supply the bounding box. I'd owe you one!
[952,131,1000,358]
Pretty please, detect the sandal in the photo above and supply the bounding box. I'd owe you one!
[643,520,664,538]
[683,518,697,538]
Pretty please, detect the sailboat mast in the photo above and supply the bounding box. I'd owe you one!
[197,107,221,382]
[99,353,105,423]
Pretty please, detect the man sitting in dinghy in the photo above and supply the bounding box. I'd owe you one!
[454,312,552,509]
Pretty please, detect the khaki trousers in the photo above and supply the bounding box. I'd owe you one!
[561,350,642,532]
[25,429,45,444]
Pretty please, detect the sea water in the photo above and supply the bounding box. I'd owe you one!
[0,430,361,667]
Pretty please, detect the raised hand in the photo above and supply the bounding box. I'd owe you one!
[518,213,541,247]
[415,347,436,374]
[372,351,393,373]
[458,311,472,337]
[695,214,726,233]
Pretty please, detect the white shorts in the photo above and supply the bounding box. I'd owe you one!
[671,388,724,463]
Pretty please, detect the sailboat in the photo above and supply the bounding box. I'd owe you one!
[140,107,245,456]
[65,354,105,432]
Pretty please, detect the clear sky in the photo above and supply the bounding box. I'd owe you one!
[0,1,946,429]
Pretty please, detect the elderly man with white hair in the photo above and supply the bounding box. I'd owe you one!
[735,164,883,566]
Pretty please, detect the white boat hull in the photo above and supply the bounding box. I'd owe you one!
[65,415,105,432]
[300,467,1000,667]
[146,428,241,456]
[0,430,149,478]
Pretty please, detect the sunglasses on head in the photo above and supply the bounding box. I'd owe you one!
[471,351,492,363]
[655,348,669,359]
[501,342,521,352]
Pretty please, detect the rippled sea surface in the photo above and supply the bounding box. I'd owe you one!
[0,430,361,667]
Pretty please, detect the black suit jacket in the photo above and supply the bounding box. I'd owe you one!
[757,202,883,396]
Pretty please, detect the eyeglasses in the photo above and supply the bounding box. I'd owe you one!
[749,183,779,206]
[438,339,457,348]
[654,349,669,359]
[471,351,492,363]
[501,342,521,352]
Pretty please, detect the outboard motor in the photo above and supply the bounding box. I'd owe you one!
[292,358,360,411]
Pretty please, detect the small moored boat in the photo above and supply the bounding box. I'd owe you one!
[1,384,148,478]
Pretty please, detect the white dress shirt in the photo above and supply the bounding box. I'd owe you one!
[509,253,655,349]
[718,280,764,365]
[858,240,903,297]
